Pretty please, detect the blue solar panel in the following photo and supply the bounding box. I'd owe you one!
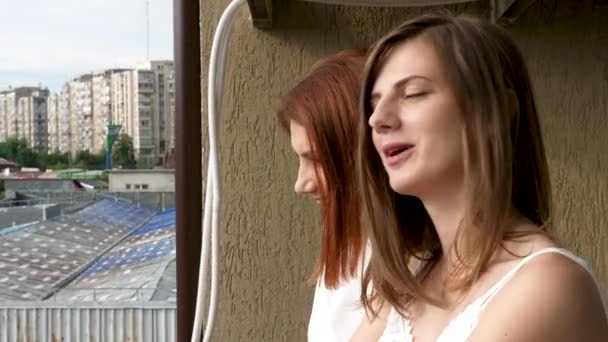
[72,199,156,231]
[132,209,176,236]
[82,237,175,276]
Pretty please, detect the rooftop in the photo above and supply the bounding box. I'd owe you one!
[0,199,176,303]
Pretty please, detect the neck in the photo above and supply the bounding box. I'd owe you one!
[419,183,467,267]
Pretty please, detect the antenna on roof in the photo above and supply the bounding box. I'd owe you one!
[146,0,150,61]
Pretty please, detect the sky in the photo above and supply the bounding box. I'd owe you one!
[0,0,174,92]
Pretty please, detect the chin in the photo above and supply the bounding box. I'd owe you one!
[388,177,417,196]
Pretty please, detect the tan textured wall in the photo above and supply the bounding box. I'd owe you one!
[509,0,608,287]
[200,1,606,340]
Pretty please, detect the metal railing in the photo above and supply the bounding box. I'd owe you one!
[45,287,170,302]
[1,191,175,211]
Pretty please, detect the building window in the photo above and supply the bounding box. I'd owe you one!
[142,184,149,190]
[135,184,141,190]
[126,184,131,190]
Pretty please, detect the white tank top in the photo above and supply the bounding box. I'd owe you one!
[378,248,607,342]
[308,242,371,342]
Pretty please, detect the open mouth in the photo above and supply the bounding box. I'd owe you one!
[383,144,414,157]
[382,143,415,166]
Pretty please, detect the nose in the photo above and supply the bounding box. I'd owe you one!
[368,96,400,134]
[294,163,318,196]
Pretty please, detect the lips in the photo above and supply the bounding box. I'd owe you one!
[382,143,415,166]
[382,143,414,157]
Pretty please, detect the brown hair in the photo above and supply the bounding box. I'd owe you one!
[277,48,367,288]
[357,15,552,315]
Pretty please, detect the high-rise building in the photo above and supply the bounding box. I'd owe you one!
[111,67,156,165]
[0,87,49,152]
[92,69,127,153]
[57,84,72,153]
[1,91,18,141]
[68,75,94,154]
[47,93,60,152]
[2,61,176,165]
[0,90,12,141]
[150,61,175,159]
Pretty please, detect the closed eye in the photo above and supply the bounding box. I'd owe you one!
[403,92,428,99]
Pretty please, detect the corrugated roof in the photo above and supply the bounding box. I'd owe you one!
[0,305,176,341]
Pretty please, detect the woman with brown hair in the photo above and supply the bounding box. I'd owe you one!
[352,14,607,341]
[276,48,369,341]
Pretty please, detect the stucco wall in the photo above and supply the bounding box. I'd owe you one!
[200,0,606,340]
[509,0,608,289]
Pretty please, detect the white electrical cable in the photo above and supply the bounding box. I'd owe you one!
[191,0,247,342]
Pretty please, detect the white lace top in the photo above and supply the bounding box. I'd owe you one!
[378,247,607,342]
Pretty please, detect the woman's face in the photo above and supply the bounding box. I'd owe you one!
[368,37,465,198]
[290,120,324,204]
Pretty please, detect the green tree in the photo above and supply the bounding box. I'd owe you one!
[0,137,40,168]
[0,137,24,161]
[43,150,70,170]
[47,162,67,170]
[111,134,136,169]
[71,149,106,170]
[96,171,109,182]
[92,149,106,169]
[17,148,38,168]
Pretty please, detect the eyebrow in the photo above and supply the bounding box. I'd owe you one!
[370,75,433,104]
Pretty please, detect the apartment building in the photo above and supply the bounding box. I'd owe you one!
[150,61,175,159]
[67,75,94,154]
[92,69,128,153]
[0,91,17,141]
[0,87,49,152]
[111,67,156,164]
[57,84,72,153]
[47,93,60,152]
[12,61,176,162]
[0,91,13,141]
[19,87,49,153]
[92,72,111,153]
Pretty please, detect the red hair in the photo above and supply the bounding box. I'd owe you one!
[277,48,367,288]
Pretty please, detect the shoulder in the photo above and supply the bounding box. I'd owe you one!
[470,249,608,342]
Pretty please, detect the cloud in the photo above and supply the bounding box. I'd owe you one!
[0,0,173,91]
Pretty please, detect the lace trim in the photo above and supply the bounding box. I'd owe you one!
[378,308,414,342]
[379,298,485,342]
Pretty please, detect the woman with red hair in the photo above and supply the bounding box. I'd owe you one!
[276,48,368,341]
